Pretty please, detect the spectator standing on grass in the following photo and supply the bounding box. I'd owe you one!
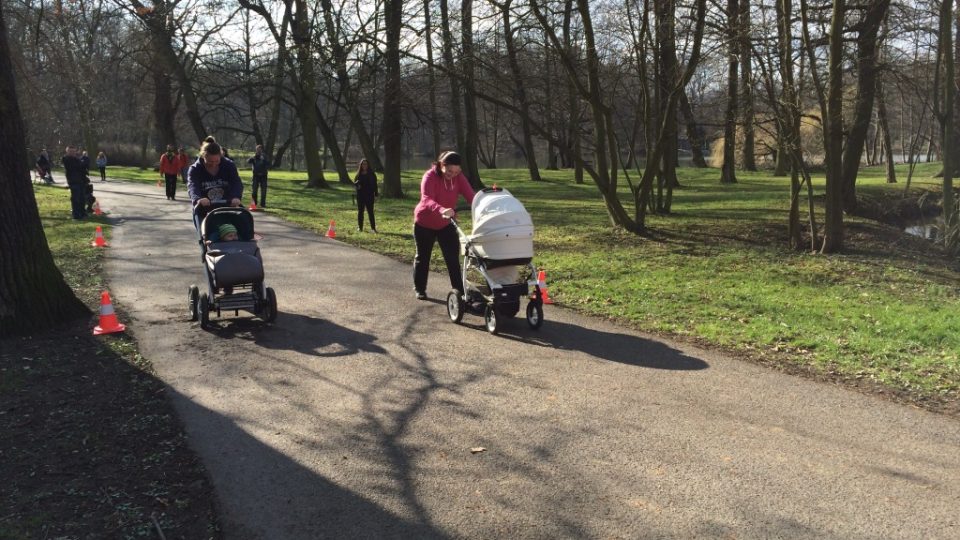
[412,151,475,300]
[159,144,181,200]
[353,158,378,232]
[247,144,270,208]
[62,146,87,219]
[80,150,90,177]
[96,151,107,182]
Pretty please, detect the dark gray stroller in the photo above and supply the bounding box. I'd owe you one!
[188,205,277,329]
[446,187,544,335]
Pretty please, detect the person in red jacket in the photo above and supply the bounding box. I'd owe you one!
[159,144,181,200]
[412,151,476,300]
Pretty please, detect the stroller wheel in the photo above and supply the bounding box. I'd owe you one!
[526,301,544,330]
[446,289,464,324]
[198,292,210,329]
[188,285,200,321]
[484,305,499,335]
[262,287,278,323]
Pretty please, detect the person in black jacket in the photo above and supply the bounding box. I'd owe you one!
[247,144,270,208]
[62,146,87,219]
[353,159,379,232]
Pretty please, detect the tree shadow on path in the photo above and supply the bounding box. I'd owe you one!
[202,312,387,358]
[169,386,450,539]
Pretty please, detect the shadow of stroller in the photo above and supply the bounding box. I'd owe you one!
[206,312,387,358]
[496,319,709,371]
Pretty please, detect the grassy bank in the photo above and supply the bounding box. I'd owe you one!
[0,185,218,537]
[105,163,960,409]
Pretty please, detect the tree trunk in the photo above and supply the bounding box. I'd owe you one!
[321,0,383,173]
[679,90,708,167]
[939,0,956,242]
[461,0,483,189]
[439,0,464,151]
[720,0,739,184]
[500,0,541,181]
[293,0,328,189]
[876,73,896,183]
[839,0,890,214]
[382,0,404,198]
[424,0,441,158]
[739,0,756,171]
[820,0,846,253]
[0,3,88,336]
[152,66,176,152]
[314,103,350,183]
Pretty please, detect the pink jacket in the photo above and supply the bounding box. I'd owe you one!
[414,168,476,230]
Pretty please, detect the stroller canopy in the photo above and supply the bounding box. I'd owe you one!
[467,188,534,260]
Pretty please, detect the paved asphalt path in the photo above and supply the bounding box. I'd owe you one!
[91,180,959,539]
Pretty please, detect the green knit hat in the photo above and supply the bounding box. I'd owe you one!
[218,223,238,239]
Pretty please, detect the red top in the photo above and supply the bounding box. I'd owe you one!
[159,152,181,175]
[414,168,476,230]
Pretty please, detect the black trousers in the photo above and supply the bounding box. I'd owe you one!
[165,174,178,199]
[252,174,268,207]
[357,196,376,230]
[413,223,462,294]
[98,166,106,181]
[68,183,86,219]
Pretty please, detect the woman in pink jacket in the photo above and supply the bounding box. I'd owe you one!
[412,151,476,300]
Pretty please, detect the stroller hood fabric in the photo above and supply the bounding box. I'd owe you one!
[467,188,534,260]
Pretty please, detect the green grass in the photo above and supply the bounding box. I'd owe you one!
[32,184,112,306]
[103,163,960,402]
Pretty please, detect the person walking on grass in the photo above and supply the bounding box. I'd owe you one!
[412,151,475,300]
[247,144,270,208]
[354,158,378,232]
[159,144,181,200]
[96,151,107,182]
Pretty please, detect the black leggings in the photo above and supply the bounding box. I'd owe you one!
[165,174,178,199]
[413,223,461,294]
[357,196,376,230]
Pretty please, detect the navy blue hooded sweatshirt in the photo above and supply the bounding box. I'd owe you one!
[187,157,243,204]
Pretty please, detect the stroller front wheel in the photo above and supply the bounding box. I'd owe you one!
[262,287,278,323]
[484,305,499,335]
[188,285,200,321]
[525,301,544,330]
[446,289,464,324]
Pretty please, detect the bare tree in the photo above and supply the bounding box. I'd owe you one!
[382,0,404,197]
[1,2,88,336]
[839,0,891,214]
[495,0,541,181]
[720,0,739,184]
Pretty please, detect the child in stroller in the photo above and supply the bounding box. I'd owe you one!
[446,187,545,334]
[188,205,277,329]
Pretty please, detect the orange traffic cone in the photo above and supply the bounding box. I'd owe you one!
[93,291,126,335]
[325,220,336,238]
[93,201,102,216]
[248,199,259,211]
[91,225,108,247]
[536,270,554,304]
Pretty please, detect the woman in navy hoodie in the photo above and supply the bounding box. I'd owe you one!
[187,136,243,227]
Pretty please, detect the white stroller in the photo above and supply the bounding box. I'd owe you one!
[447,187,545,334]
